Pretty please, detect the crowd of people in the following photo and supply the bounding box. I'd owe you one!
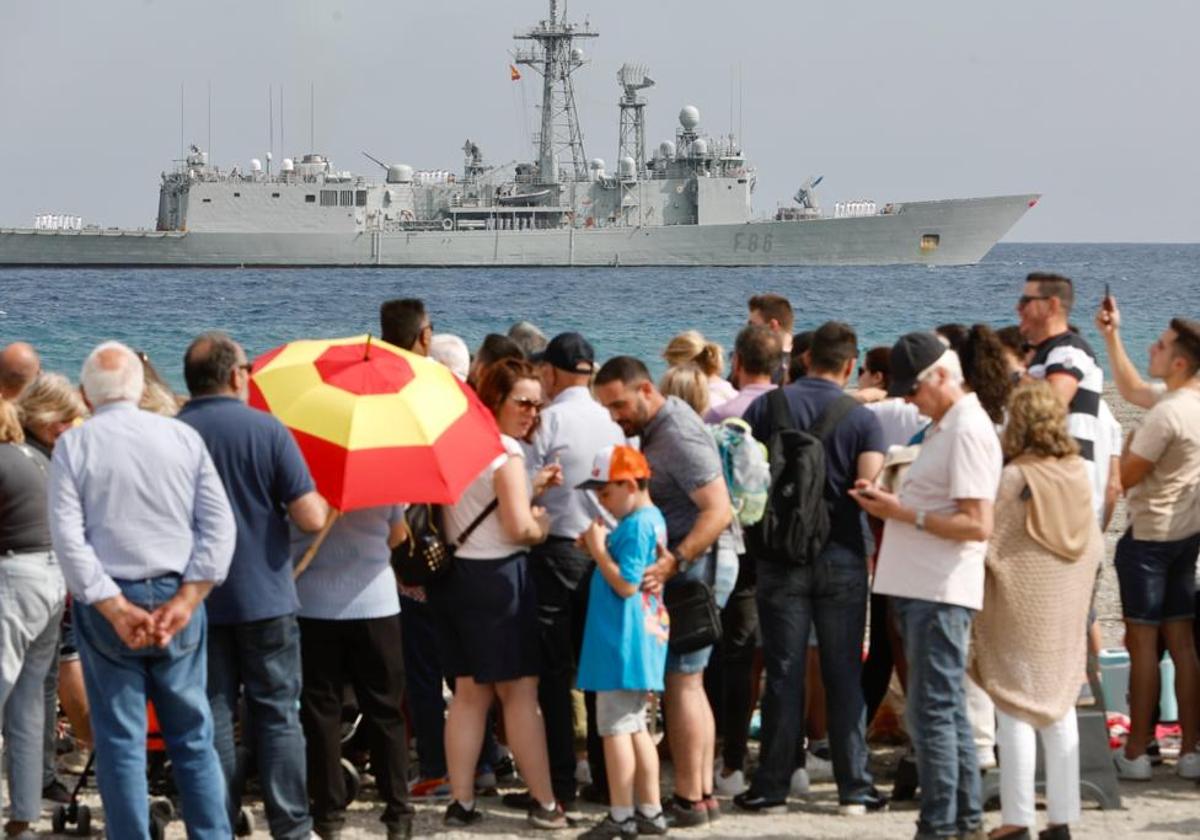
[0,274,1198,840]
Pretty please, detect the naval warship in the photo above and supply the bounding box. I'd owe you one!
[0,2,1037,268]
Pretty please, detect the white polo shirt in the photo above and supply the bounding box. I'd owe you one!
[872,393,1002,610]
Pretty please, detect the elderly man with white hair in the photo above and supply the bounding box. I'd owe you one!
[850,332,1002,840]
[48,341,236,839]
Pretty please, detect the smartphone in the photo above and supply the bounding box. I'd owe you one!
[1103,282,1114,313]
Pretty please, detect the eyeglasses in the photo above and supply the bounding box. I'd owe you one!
[237,363,253,374]
[1017,294,1051,308]
[509,396,543,412]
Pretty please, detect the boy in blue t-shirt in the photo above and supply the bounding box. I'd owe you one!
[575,444,670,838]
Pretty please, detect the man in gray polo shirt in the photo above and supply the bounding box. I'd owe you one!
[504,333,624,809]
[595,356,733,827]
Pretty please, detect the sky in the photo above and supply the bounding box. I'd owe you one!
[1,0,1196,242]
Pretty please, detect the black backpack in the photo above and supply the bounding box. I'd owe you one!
[757,388,859,565]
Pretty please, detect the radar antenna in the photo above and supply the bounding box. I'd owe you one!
[617,63,654,177]
[513,0,597,182]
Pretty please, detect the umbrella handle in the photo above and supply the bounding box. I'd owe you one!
[293,508,342,579]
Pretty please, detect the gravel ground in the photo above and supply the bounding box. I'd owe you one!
[44,386,1200,838]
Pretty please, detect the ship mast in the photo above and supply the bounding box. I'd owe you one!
[513,0,596,183]
[617,63,653,178]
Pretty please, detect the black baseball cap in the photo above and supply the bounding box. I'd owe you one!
[888,331,948,397]
[532,332,596,374]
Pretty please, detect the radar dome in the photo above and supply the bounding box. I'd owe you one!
[387,164,414,183]
[589,158,605,171]
[618,156,637,178]
[679,105,701,130]
[571,47,584,62]
[659,141,676,159]
[281,158,295,172]
[690,138,708,156]
[250,158,262,172]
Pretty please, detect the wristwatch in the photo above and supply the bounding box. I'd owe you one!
[915,510,927,532]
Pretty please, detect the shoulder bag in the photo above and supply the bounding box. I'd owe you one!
[391,499,499,587]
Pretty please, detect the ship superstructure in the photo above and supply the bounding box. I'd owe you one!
[0,1,1037,267]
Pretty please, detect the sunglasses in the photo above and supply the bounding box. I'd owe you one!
[1017,294,1051,308]
[509,396,543,412]
[237,362,253,373]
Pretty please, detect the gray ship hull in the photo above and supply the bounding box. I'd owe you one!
[0,194,1036,268]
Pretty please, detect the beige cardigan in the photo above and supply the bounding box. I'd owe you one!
[969,456,1102,728]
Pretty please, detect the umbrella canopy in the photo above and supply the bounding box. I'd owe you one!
[249,334,502,511]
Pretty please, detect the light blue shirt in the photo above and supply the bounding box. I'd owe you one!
[291,505,404,621]
[49,401,236,604]
[526,386,626,539]
[576,506,670,692]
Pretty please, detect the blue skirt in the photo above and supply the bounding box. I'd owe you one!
[429,551,540,684]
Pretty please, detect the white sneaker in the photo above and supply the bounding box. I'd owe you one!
[805,752,833,782]
[789,767,811,797]
[1113,750,1153,780]
[1177,751,1200,780]
[715,768,748,796]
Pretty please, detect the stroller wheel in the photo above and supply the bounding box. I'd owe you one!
[235,806,255,836]
[340,757,361,807]
[52,804,68,833]
[75,804,92,835]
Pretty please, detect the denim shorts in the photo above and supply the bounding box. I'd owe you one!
[1114,530,1200,624]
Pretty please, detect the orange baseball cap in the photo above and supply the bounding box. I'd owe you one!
[576,444,652,489]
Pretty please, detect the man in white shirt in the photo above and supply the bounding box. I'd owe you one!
[517,332,625,809]
[851,332,1002,840]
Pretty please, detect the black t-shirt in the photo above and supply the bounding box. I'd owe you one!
[743,377,886,554]
[0,442,52,552]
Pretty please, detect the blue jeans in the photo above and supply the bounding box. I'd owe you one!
[749,541,874,803]
[0,551,65,823]
[893,597,981,838]
[208,614,311,839]
[74,575,229,839]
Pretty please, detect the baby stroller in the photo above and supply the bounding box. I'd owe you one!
[52,702,254,839]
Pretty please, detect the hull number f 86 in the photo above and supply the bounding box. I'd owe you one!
[733,232,773,253]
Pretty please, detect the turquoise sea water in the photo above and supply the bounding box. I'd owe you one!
[2,243,1197,390]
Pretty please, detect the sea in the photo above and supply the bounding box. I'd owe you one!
[2,243,1197,391]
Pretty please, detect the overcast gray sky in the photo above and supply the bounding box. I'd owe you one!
[1,0,1195,241]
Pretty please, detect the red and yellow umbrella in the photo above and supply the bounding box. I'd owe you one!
[248,334,502,511]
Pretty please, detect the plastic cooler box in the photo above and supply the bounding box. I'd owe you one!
[1098,648,1178,721]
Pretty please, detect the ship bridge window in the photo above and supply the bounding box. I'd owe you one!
[320,190,337,207]
[356,190,367,207]
[305,194,316,204]
[233,192,241,198]
[272,192,281,198]
[201,198,212,203]
[339,190,354,206]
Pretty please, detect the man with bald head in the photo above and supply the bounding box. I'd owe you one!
[49,340,236,838]
[0,341,41,399]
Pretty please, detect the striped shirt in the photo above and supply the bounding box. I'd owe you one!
[1028,331,1105,517]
